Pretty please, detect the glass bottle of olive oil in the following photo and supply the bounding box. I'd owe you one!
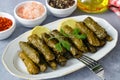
[77,0,109,13]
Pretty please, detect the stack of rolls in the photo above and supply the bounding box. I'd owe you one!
[18,17,113,74]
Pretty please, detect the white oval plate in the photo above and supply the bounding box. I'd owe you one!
[2,15,118,80]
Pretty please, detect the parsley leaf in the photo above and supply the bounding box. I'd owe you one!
[75,34,87,40]
[61,40,71,51]
[60,29,69,37]
[55,28,86,52]
[55,43,63,52]
[72,28,80,35]
[55,40,71,52]
[72,28,87,40]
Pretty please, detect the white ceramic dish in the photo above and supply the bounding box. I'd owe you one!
[2,15,118,80]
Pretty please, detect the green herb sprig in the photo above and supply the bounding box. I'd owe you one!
[72,28,87,40]
[48,33,71,52]
[55,40,71,52]
[54,28,87,52]
[60,28,87,40]
[60,29,69,37]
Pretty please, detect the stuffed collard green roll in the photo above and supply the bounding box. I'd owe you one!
[84,17,107,40]
[19,51,40,74]
[28,34,55,61]
[51,30,83,58]
[61,25,88,52]
[28,34,57,69]
[19,41,40,64]
[42,33,65,55]
[76,22,101,46]
[83,40,97,53]
[48,61,57,70]
[42,33,67,66]
[19,41,47,72]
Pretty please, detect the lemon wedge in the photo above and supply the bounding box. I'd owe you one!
[31,26,50,37]
[57,18,78,31]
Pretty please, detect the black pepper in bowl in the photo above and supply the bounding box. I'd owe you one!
[49,0,75,9]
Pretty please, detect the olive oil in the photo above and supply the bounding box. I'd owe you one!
[77,0,109,13]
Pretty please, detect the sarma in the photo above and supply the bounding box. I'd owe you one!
[84,17,107,39]
[19,51,40,74]
[84,40,97,53]
[51,30,83,58]
[28,34,55,61]
[48,61,57,70]
[42,33,65,55]
[76,22,101,46]
[42,33,67,66]
[19,41,40,64]
[61,25,88,52]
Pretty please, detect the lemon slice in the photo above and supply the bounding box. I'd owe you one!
[31,26,50,37]
[57,18,78,31]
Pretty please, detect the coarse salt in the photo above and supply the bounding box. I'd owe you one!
[17,2,45,19]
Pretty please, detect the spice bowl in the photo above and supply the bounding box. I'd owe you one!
[46,0,77,17]
[14,1,47,28]
[0,12,16,40]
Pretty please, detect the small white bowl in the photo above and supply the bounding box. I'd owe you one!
[46,0,77,17]
[0,12,16,40]
[14,1,47,28]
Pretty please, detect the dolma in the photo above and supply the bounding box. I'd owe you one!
[48,61,57,70]
[76,22,101,46]
[51,30,83,58]
[37,55,47,72]
[26,41,47,72]
[19,41,40,64]
[28,34,55,61]
[105,35,113,41]
[42,33,72,59]
[56,55,67,66]
[19,41,47,72]
[42,33,65,55]
[19,51,40,74]
[84,17,107,39]
[37,63,47,72]
[42,33,67,66]
[84,40,97,53]
[61,25,88,52]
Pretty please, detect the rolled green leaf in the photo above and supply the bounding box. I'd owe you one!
[76,22,101,47]
[61,25,88,52]
[84,17,107,39]
[51,30,83,58]
[28,34,55,61]
[19,41,40,64]
[19,51,40,74]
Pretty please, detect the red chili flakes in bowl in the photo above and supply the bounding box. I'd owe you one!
[0,17,12,31]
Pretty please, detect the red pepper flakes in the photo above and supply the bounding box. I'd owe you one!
[0,17,12,31]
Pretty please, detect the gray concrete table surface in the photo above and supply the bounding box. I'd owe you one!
[0,0,120,80]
